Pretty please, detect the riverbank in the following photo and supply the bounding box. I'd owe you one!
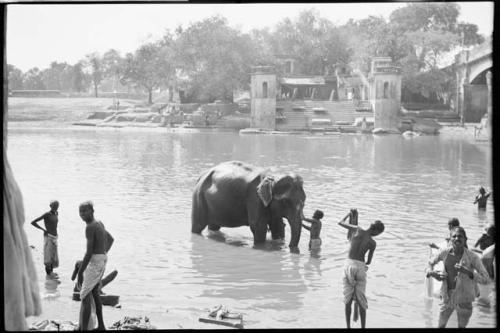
[26,292,232,330]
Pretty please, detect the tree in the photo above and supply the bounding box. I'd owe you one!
[23,67,45,90]
[387,2,483,103]
[122,41,174,104]
[72,62,87,93]
[7,64,24,91]
[83,53,103,97]
[173,15,256,102]
[101,49,125,88]
[268,9,351,75]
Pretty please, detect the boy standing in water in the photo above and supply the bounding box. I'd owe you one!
[429,218,461,250]
[474,187,491,209]
[338,210,384,329]
[77,201,114,330]
[31,200,60,278]
[301,210,324,251]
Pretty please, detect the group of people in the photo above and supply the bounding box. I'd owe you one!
[301,208,385,329]
[299,186,493,329]
[31,200,114,330]
[29,186,492,329]
[426,217,495,328]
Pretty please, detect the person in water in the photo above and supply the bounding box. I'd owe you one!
[474,187,491,209]
[338,211,384,329]
[426,226,490,328]
[77,201,114,330]
[472,223,495,279]
[301,210,324,251]
[31,200,60,278]
[429,218,461,250]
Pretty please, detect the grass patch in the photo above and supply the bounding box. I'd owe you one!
[7,97,138,122]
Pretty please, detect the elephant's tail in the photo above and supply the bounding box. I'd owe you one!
[191,169,213,233]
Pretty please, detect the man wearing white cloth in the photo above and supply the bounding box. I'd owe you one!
[77,201,114,330]
[338,210,384,329]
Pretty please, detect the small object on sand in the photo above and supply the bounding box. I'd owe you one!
[200,305,244,328]
[29,319,78,331]
[109,316,156,330]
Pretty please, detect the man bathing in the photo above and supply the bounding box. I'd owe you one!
[426,226,490,328]
[474,187,491,209]
[31,200,60,278]
[77,201,114,330]
[301,210,324,251]
[338,210,384,328]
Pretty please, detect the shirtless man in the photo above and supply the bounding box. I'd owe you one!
[301,210,323,251]
[474,187,491,209]
[77,201,114,330]
[31,200,60,278]
[427,226,490,328]
[338,211,384,329]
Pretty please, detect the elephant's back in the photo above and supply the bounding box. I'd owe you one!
[212,161,262,184]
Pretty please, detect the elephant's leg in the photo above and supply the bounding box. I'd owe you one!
[253,224,267,244]
[191,192,208,234]
[270,217,285,240]
[208,224,221,231]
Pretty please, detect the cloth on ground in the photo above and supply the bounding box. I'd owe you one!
[342,259,368,309]
[110,316,156,330]
[3,147,42,331]
[79,254,107,330]
[43,234,59,267]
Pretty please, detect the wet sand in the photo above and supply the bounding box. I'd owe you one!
[26,293,232,330]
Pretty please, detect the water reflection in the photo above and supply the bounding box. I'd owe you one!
[190,234,307,310]
[8,127,494,328]
[43,277,61,300]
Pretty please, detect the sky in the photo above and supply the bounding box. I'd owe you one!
[5,2,495,72]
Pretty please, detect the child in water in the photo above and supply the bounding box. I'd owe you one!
[474,187,491,209]
[474,224,495,251]
[429,218,461,250]
[302,210,324,250]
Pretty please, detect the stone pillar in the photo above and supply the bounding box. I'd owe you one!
[369,57,401,133]
[486,71,492,129]
[250,66,276,130]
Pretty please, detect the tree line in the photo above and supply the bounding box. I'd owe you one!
[7,3,485,105]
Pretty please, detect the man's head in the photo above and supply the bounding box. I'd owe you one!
[450,226,467,250]
[49,200,59,211]
[479,187,486,195]
[485,224,495,238]
[369,220,385,236]
[313,210,324,220]
[447,218,460,231]
[79,201,94,223]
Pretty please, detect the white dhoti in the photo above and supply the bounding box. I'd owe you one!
[43,234,59,268]
[342,259,368,309]
[79,254,107,330]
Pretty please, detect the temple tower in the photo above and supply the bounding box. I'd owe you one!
[368,57,402,133]
[250,66,276,130]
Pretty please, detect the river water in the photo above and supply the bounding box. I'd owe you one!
[7,123,495,328]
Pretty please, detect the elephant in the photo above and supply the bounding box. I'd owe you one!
[191,161,306,249]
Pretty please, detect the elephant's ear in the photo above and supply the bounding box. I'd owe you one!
[257,175,275,207]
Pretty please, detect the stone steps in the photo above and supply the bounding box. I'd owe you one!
[275,100,372,131]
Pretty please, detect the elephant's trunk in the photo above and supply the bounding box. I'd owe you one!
[288,210,302,249]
